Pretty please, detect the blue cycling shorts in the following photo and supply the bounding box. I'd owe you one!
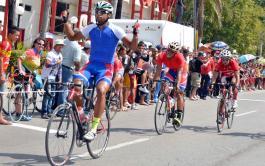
[73,62,114,87]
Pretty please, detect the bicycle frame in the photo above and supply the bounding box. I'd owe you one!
[160,80,174,112]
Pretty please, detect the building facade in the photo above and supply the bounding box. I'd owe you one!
[2,0,177,47]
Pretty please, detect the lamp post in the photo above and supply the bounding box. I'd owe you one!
[16,6,25,28]
[193,0,197,52]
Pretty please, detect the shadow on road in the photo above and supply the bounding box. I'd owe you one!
[221,132,265,141]
[0,152,75,166]
[182,125,217,133]
[111,127,157,136]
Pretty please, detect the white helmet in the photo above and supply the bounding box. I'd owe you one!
[95,1,113,13]
[220,49,232,58]
[168,41,181,52]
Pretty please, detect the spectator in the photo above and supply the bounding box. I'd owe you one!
[41,39,64,119]
[57,37,81,106]
[0,26,20,125]
[189,51,204,100]
[199,54,212,100]
[80,40,91,68]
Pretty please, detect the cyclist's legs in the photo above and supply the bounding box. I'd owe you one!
[222,76,238,100]
[231,77,238,100]
[94,63,113,118]
[165,69,186,112]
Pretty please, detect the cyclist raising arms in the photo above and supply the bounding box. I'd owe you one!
[211,49,240,108]
[64,1,138,141]
[153,42,187,126]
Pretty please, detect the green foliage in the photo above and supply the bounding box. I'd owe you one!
[181,0,265,56]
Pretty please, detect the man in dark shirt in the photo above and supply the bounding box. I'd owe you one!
[189,51,204,100]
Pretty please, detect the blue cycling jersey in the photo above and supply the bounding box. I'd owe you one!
[81,23,126,64]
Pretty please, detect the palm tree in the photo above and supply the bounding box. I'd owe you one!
[197,0,222,43]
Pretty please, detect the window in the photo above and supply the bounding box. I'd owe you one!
[25,5,31,12]
[54,2,69,33]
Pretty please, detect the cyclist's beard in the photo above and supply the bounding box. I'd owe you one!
[96,18,109,26]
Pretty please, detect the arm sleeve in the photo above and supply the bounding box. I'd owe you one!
[110,24,127,40]
[81,24,97,39]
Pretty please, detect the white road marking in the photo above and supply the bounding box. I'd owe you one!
[239,99,265,102]
[70,138,151,160]
[10,123,151,160]
[11,123,57,133]
[235,110,257,117]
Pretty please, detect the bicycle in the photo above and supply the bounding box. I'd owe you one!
[6,71,38,122]
[154,79,185,135]
[45,77,111,166]
[215,83,236,133]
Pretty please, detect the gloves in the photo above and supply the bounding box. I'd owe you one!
[133,20,140,35]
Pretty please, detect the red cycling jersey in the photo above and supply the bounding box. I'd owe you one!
[215,59,239,77]
[0,40,12,72]
[156,52,185,70]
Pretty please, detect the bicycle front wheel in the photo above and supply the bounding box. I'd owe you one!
[154,94,168,135]
[87,109,110,159]
[217,99,226,133]
[227,100,235,129]
[45,104,76,166]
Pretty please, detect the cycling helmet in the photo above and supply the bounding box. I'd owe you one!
[220,49,232,58]
[168,41,181,52]
[95,1,113,13]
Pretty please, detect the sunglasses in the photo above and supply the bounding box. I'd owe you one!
[36,42,44,46]
[95,10,110,15]
[222,57,230,62]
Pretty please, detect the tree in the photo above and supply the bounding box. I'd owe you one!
[197,0,222,43]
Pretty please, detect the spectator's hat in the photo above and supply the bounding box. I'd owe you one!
[84,41,91,48]
[54,39,65,46]
[156,44,162,51]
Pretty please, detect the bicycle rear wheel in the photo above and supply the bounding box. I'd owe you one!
[154,94,168,135]
[87,108,110,159]
[3,74,14,115]
[8,84,25,122]
[45,104,76,166]
[217,99,225,133]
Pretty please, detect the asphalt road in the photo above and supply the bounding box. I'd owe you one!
[1,90,265,166]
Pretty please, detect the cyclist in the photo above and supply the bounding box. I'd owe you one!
[64,1,138,141]
[15,37,45,121]
[211,49,240,109]
[153,41,186,126]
